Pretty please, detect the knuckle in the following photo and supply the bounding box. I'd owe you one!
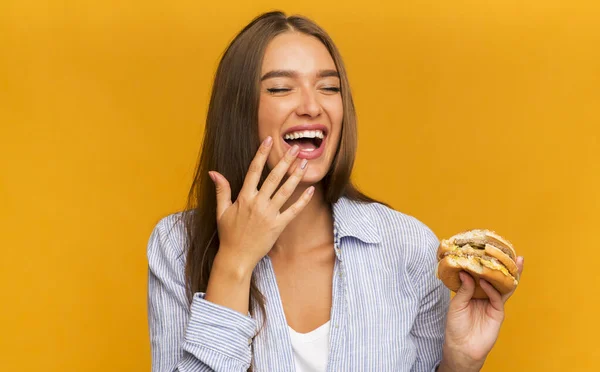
[287,204,299,216]
[271,223,282,234]
[237,194,250,207]
[259,145,270,155]
[284,153,296,164]
[248,162,262,174]
[253,206,270,223]
[260,208,272,221]
[265,173,280,186]
[278,186,293,199]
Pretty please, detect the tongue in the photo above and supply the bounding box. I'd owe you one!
[288,138,317,150]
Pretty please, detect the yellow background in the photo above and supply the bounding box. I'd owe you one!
[1,0,598,371]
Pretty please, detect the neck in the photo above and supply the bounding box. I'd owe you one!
[269,183,334,258]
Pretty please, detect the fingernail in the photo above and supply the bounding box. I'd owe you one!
[300,159,308,169]
[307,186,315,196]
[289,145,300,155]
[263,136,273,146]
[208,171,216,182]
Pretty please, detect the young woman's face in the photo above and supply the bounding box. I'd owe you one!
[258,32,343,184]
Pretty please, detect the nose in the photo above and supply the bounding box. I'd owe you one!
[295,86,322,118]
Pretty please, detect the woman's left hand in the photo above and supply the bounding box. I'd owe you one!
[440,257,525,372]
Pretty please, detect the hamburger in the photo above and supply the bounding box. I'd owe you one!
[436,229,519,299]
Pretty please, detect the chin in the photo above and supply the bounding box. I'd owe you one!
[300,168,327,184]
[284,164,327,185]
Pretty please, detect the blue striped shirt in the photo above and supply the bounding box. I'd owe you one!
[147,196,450,371]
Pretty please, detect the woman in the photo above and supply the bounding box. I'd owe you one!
[147,11,524,372]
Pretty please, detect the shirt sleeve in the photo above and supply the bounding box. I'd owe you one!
[410,229,451,372]
[147,215,257,372]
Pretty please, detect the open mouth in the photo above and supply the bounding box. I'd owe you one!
[282,127,327,154]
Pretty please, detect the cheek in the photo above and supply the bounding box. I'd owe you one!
[327,96,344,125]
[257,97,274,139]
[258,98,293,140]
[258,99,282,171]
[324,97,344,149]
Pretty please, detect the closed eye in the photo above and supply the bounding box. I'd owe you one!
[266,88,291,94]
[267,87,340,94]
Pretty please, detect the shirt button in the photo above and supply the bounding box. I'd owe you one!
[248,338,252,345]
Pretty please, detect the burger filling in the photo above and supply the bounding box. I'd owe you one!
[443,244,515,280]
[454,236,515,261]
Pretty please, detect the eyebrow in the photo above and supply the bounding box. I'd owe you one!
[260,69,340,81]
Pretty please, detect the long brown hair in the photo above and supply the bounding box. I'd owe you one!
[180,11,386,320]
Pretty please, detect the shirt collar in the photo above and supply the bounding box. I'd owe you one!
[332,196,382,245]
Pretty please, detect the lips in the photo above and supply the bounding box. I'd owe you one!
[282,135,327,160]
[281,124,329,160]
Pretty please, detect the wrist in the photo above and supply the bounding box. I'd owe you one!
[213,249,255,282]
[437,344,485,372]
[204,250,255,315]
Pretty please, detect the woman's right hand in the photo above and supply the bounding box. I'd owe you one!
[208,136,314,275]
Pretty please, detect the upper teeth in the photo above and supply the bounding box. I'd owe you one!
[284,130,325,140]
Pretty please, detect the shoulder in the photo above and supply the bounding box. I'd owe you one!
[146,211,189,271]
[358,200,440,273]
[336,196,439,259]
[371,202,439,252]
[367,202,443,293]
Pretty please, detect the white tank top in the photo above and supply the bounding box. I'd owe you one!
[288,321,331,372]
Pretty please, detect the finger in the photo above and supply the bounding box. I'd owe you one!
[257,144,300,200]
[502,256,524,302]
[240,136,273,195]
[516,256,524,278]
[453,271,476,306]
[209,171,232,220]
[271,158,309,210]
[479,279,504,311]
[279,185,315,225]
[287,157,302,175]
